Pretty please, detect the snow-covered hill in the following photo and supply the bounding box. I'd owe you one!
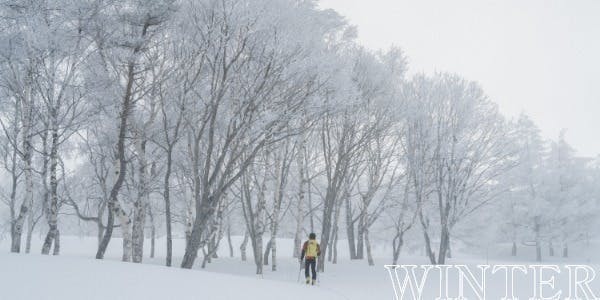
[0,252,347,300]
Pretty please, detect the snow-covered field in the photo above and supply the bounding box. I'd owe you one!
[0,252,354,300]
[1,236,599,300]
[1,236,390,300]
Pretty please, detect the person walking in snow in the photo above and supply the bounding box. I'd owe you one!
[300,232,321,285]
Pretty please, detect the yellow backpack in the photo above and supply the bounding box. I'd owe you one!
[306,240,319,258]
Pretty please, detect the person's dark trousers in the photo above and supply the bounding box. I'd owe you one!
[305,258,317,281]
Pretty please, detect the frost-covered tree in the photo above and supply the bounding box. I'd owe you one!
[0,0,43,253]
[502,114,547,261]
[401,73,514,265]
[179,0,345,269]
[85,0,177,261]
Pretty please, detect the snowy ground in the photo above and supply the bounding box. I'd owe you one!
[0,253,349,300]
[1,236,599,299]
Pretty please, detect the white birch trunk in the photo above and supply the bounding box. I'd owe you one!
[271,150,286,271]
[185,202,193,248]
[42,123,60,255]
[11,84,34,253]
[132,138,148,263]
[293,133,306,258]
[254,178,267,274]
[114,202,132,262]
[25,210,34,254]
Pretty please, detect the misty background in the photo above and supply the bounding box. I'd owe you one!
[321,0,600,158]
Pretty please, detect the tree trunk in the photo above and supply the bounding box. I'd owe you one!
[163,145,174,266]
[132,139,148,263]
[42,126,60,255]
[534,216,542,262]
[180,127,227,269]
[253,232,264,274]
[205,239,214,263]
[206,242,213,264]
[12,90,34,253]
[95,76,133,259]
[7,97,21,253]
[227,225,234,258]
[201,248,209,268]
[437,191,451,265]
[365,229,374,266]
[271,231,278,271]
[332,228,339,264]
[181,203,207,269]
[96,20,151,260]
[331,183,345,264]
[318,190,335,272]
[263,239,271,266]
[328,226,335,262]
[271,149,287,271]
[438,227,450,265]
[150,226,155,259]
[39,129,50,254]
[210,234,219,259]
[420,212,437,264]
[307,171,315,233]
[511,241,517,256]
[97,205,105,248]
[250,156,269,274]
[356,216,365,260]
[207,197,227,263]
[240,231,249,261]
[293,137,306,258]
[52,230,60,255]
[392,234,404,265]
[181,204,213,269]
[148,204,156,259]
[184,202,193,250]
[97,206,114,258]
[115,204,132,262]
[181,190,223,269]
[25,214,34,254]
[345,197,357,260]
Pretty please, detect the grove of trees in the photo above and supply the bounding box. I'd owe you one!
[0,0,598,273]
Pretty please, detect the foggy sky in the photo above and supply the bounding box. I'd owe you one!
[320,0,600,157]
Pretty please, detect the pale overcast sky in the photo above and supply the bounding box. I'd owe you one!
[319,0,600,157]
